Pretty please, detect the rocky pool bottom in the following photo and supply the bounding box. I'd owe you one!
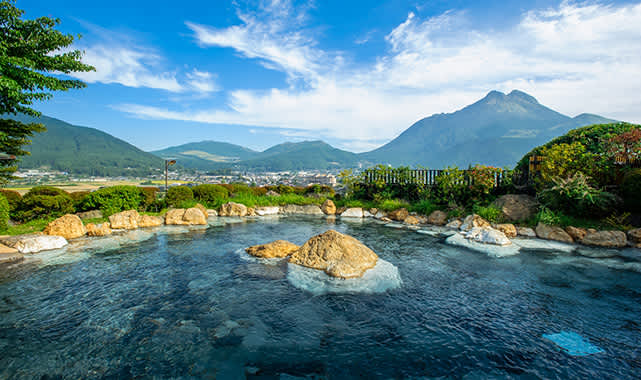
[0,216,640,379]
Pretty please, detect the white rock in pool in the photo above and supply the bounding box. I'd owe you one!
[445,233,520,257]
[287,259,402,295]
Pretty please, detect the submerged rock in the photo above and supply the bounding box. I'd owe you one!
[321,199,336,215]
[109,210,140,230]
[245,240,300,259]
[493,194,538,222]
[512,237,576,253]
[427,210,448,226]
[0,234,68,254]
[288,230,378,278]
[43,214,86,239]
[446,219,462,229]
[86,223,112,237]
[535,223,574,243]
[388,208,409,221]
[219,202,248,217]
[287,259,402,295]
[460,214,491,231]
[580,230,627,248]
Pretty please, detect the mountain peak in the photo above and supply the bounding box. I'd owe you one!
[483,90,506,102]
[507,90,538,104]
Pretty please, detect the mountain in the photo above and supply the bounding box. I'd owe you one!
[361,90,615,168]
[8,114,164,176]
[152,141,259,170]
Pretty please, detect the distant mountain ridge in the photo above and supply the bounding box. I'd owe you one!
[360,90,615,167]
[7,90,618,175]
[9,114,163,176]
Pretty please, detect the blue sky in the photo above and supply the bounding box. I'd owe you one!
[21,0,641,152]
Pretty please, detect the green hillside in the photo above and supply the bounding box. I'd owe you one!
[361,90,615,168]
[233,141,363,171]
[10,114,164,176]
[152,141,259,170]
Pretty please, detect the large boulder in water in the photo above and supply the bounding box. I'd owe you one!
[245,240,300,258]
[43,214,86,239]
[288,230,378,278]
[493,194,538,222]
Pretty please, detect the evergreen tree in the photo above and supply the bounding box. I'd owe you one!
[0,0,94,183]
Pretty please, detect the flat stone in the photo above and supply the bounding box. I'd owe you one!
[138,215,164,228]
[245,240,299,259]
[445,233,520,257]
[279,204,324,215]
[0,234,68,254]
[445,219,462,229]
[255,206,280,216]
[517,227,537,238]
[340,207,364,218]
[580,230,627,248]
[512,238,576,253]
[464,227,512,246]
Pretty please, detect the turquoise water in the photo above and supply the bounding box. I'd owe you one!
[1,217,640,379]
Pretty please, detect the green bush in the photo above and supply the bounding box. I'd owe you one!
[16,186,74,221]
[409,199,440,215]
[192,184,229,205]
[538,173,619,217]
[0,193,9,231]
[69,191,90,209]
[166,186,194,207]
[304,184,335,197]
[535,207,562,226]
[433,166,468,205]
[0,189,21,214]
[79,185,145,216]
[622,169,641,212]
[473,204,503,223]
[140,187,159,209]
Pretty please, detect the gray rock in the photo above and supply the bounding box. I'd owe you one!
[0,234,68,254]
[279,204,324,215]
[493,194,539,222]
[535,223,574,243]
[340,207,364,218]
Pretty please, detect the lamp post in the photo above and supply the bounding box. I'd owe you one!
[165,159,176,193]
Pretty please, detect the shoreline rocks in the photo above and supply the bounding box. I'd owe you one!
[219,202,248,217]
[165,208,208,225]
[535,223,574,243]
[43,214,87,239]
[0,234,68,254]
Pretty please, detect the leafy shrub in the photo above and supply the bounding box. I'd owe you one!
[433,166,467,205]
[537,142,596,186]
[192,184,229,205]
[603,212,634,231]
[473,204,503,223]
[377,199,411,212]
[251,187,268,196]
[409,199,439,215]
[16,186,74,221]
[304,184,335,197]
[468,165,502,197]
[140,187,159,209]
[0,189,21,214]
[538,172,619,217]
[0,193,9,230]
[79,186,144,216]
[69,191,90,209]
[535,207,562,226]
[166,186,194,208]
[622,169,641,212]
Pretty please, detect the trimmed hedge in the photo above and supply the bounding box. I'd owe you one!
[166,186,194,207]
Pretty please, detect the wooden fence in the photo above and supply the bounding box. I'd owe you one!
[362,169,514,188]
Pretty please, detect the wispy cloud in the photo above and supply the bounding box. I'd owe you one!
[118,0,641,151]
[71,24,220,94]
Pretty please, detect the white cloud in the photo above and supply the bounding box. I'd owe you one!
[118,1,641,151]
[71,25,220,94]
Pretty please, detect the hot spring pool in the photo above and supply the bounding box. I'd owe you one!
[1,216,640,379]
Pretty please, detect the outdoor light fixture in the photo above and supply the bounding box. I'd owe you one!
[165,159,176,193]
